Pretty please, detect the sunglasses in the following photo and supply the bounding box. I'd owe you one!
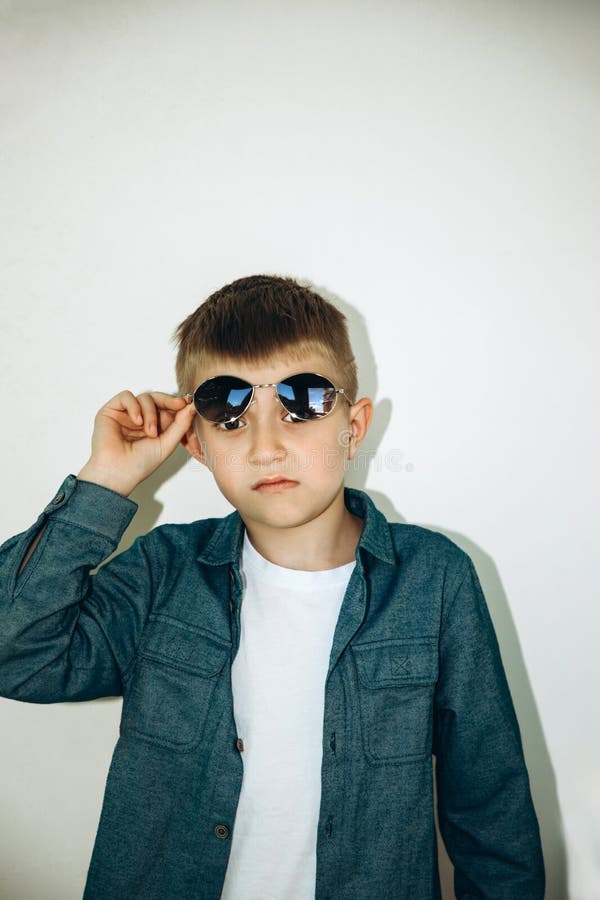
[189,372,352,426]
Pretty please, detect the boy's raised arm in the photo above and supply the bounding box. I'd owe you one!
[0,390,197,703]
[433,558,545,898]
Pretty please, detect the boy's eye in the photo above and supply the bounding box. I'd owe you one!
[213,419,245,432]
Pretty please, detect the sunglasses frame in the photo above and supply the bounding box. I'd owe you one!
[188,371,352,425]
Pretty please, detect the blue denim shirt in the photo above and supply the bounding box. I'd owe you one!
[0,475,544,899]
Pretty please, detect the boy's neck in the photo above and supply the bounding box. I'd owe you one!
[241,486,364,572]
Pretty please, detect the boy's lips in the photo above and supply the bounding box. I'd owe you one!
[251,475,299,490]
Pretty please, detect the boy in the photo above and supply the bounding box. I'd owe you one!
[0,274,544,899]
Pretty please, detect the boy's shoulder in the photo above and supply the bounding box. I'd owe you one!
[388,520,469,565]
[384,520,472,596]
[345,486,471,574]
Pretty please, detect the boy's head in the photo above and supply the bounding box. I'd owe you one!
[173,274,358,403]
[172,274,372,530]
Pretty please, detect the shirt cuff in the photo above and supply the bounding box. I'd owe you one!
[42,474,139,542]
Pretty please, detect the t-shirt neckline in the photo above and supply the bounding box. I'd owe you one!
[241,529,356,589]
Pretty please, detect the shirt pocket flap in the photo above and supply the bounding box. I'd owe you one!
[351,638,438,688]
[139,614,230,677]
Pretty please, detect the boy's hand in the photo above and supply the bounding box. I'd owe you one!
[77,390,197,496]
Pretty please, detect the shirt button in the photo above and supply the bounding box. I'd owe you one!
[214,824,229,839]
[235,738,244,752]
[53,492,65,505]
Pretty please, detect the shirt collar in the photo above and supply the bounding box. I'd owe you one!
[196,486,396,567]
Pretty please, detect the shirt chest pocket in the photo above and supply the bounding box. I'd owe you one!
[120,614,230,752]
[351,638,438,765]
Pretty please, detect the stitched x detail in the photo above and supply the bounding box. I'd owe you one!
[390,655,411,675]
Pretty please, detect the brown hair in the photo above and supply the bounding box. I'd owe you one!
[171,274,358,403]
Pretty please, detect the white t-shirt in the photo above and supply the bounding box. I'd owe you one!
[220,530,355,900]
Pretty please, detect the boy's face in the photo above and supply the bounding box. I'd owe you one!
[181,348,372,533]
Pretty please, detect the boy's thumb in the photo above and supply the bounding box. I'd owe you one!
[162,400,197,453]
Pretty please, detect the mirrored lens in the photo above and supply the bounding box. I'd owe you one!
[277,374,337,419]
[193,376,253,422]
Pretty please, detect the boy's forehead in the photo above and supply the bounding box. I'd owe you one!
[192,348,340,385]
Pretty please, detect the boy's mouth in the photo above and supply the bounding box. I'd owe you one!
[252,475,299,492]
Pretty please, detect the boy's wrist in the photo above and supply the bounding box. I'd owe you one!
[76,462,138,497]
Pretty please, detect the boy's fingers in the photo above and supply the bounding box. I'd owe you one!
[178,399,197,422]
[104,390,143,424]
[148,391,189,406]
[97,391,195,454]
[134,394,155,435]
[171,399,198,436]
[134,392,191,437]
[157,401,197,455]
[157,398,194,430]
[138,391,193,410]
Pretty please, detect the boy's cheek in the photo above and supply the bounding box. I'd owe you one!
[206,445,247,478]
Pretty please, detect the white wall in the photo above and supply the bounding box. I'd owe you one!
[1,2,598,898]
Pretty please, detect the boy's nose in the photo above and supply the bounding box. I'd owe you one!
[245,387,289,464]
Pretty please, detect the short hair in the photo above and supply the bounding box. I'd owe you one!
[172,274,358,403]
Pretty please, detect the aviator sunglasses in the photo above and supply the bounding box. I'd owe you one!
[188,372,352,427]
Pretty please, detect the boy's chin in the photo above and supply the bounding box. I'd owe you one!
[241,491,345,531]
[238,496,316,527]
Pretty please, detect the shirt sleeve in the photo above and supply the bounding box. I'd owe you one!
[433,556,545,899]
[0,474,152,703]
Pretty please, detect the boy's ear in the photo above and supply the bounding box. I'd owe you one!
[181,421,207,467]
[346,397,374,460]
